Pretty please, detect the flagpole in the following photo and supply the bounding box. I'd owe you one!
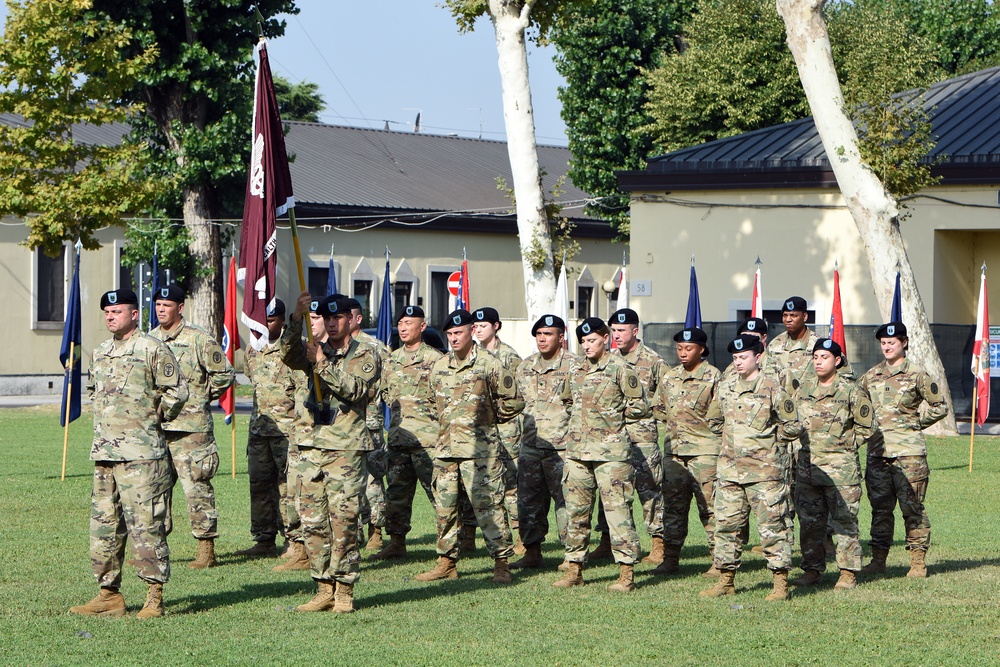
[288,207,324,406]
[969,382,977,473]
[61,340,73,482]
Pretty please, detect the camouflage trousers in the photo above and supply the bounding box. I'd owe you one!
[295,446,367,584]
[433,456,514,560]
[714,479,793,572]
[284,444,303,542]
[596,442,663,539]
[517,445,568,547]
[359,443,387,529]
[91,459,171,588]
[166,431,219,540]
[564,458,640,565]
[499,443,519,528]
[796,482,862,572]
[384,446,436,537]
[662,454,718,549]
[246,433,291,544]
[865,455,931,552]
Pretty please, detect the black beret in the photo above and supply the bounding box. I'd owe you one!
[100,288,138,310]
[576,316,607,341]
[308,297,322,313]
[266,298,285,317]
[781,296,807,313]
[609,308,639,326]
[813,338,845,367]
[673,327,708,346]
[152,284,185,303]
[397,305,425,322]
[473,307,500,324]
[531,314,566,336]
[727,334,764,354]
[444,309,473,330]
[343,297,363,312]
[318,296,352,316]
[875,321,907,339]
[738,317,768,335]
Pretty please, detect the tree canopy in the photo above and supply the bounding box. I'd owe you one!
[274,75,325,123]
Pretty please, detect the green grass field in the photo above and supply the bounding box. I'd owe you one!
[1,405,998,666]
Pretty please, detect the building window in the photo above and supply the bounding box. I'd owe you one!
[429,267,458,331]
[393,281,412,317]
[307,261,340,298]
[116,243,132,291]
[353,280,373,328]
[575,266,597,319]
[33,246,67,329]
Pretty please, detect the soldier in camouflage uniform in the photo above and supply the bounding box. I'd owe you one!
[723,317,773,380]
[511,314,576,569]
[789,339,874,591]
[700,334,802,602]
[651,326,723,578]
[281,293,382,613]
[149,285,234,570]
[553,317,649,593]
[472,307,524,553]
[416,309,524,584]
[767,297,819,384]
[369,305,443,561]
[235,299,296,558]
[858,322,949,579]
[70,289,188,619]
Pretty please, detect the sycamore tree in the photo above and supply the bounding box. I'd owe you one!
[0,0,166,257]
[274,75,325,123]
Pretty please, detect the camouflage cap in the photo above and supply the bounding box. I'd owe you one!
[781,296,807,312]
[609,308,639,326]
[100,288,138,309]
[396,304,425,322]
[444,309,474,330]
[727,334,764,354]
[875,321,907,339]
[531,314,566,336]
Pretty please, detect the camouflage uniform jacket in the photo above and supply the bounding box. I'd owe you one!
[566,353,650,462]
[430,345,525,459]
[245,337,296,437]
[356,330,391,434]
[381,342,443,449]
[653,361,723,457]
[793,373,875,486]
[716,372,802,484]
[858,358,948,458]
[613,342,667,445]
[487,337,524,445]
[150,318,234,433]
[517,348,578,451]
[89,332,188,461]
[281,319,381,452]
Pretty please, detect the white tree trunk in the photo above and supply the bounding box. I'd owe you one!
[489,0,556,320]
[776,0,957,434]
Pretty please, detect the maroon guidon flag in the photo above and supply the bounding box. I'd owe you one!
[238,39,294,351]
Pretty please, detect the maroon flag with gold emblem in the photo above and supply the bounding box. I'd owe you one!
[238,39,294,351]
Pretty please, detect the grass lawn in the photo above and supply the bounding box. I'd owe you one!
[1,405,998,666]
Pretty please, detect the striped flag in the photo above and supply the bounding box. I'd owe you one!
[616,265,629,310]
[456,259,470,310]
[219,255,238,425]
[972,265,990,426]
[751,259,763,319]
[830,263,846,354]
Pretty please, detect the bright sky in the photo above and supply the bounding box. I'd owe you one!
[0,1,569,145]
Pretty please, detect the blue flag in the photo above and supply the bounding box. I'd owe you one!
[148,247,160,330]
[377,256,393,425]
[890,269,902,322]
[685,262,702,328]
[326,256,337,296]
[59,246,82,426]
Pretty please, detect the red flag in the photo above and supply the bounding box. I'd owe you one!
[830,265,846,354]
[972,267,990,426]
[456,259,470,310]
[751,263,763,319]
[219,255,239,425]
[238,40,294,351]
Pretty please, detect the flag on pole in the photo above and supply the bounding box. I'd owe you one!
[616,266,629,310]
[890,266,902,322]
[554,255,569,324]
[830,262,846,354]
[685,257,702,328]
[456,257,470,311]
[326,249,337,297]
[219,255,239,425]
[377,249,393,424]
[59,243,82,426]
[751,257,763,319]
[972,264,990,426]
[238,39,294,351]
[148,243,160,331]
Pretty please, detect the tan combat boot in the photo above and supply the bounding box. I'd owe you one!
[333,582,354,613]
[651,544,681,575]
[641,536,665,565]
[233,540,278,558]
[791,569,822,586]
[861,547,889,574]
[764,569,790,601]
[415,556,458,582]
[906,548,928,578]
[492,558,513,584]
[552,562,584,588]
[368,535,407,561]
[834,569,858,590]
[365,525,383,551]
[557,557,573,572]
[135,583,164,619]
[510,542,544,569]
[750,544,765,556]
[188,538,216,569]
[699,570,736,597]
[69,587,126,617]
[273,542,310,572]
[296,580,335,612]
[702,547,721,578]
[459,525,477,554]
[608,564,635,593]
[588,532,613,561]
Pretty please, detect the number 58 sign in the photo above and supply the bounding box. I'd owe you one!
[631,280,652,297]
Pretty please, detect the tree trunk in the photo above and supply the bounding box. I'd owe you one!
[183,182,223,340]
[776,0,957,434]
[489,0,556,320]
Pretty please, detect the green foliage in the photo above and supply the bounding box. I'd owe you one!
[552,0,696,239]
[273,75,325,123]
[496,173,580,273]
[0,0,168,257]
[444,0,573,41]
